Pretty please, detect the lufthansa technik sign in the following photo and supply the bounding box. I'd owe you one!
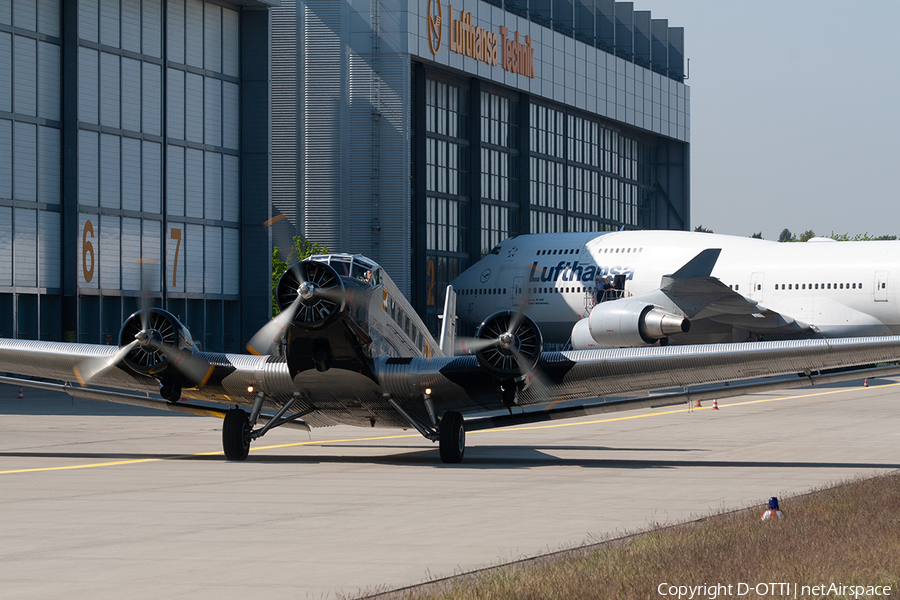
[427,0,535,79]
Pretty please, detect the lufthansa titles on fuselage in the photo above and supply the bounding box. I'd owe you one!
[527,260,635,283]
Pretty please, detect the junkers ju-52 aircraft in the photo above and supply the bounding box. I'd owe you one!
[2,253,900,463]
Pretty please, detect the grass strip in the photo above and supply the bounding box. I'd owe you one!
[367,472,900,599]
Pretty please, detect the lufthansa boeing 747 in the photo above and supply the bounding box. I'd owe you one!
[451,230,900,348]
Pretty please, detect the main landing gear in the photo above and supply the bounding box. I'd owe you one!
[439,411,465,464]
[221,394,313,461]
[384,395,467,464]
[222,409,251,461]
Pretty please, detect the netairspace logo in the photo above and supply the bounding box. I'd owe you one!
[657,582,892,599]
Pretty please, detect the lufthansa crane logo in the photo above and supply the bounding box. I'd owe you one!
[427,0,442,54]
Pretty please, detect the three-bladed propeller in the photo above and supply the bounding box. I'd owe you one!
[456,297,558,405]
[73,260,214,390]
[246,259,348,356]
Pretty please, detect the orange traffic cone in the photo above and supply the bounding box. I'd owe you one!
[694,399,702,408]
[712,399,719,410]
[864,378,869,387]
[17,386,24,399]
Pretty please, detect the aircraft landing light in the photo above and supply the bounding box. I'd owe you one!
[1,382,893,476]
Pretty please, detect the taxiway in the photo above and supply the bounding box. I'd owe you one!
[1,378,898,598]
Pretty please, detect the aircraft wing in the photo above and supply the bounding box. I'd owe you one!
[4,332,899,425]
[0,338,297,409]
[627,249,811,337]
[656,276,809,335]
[382,335,900,416]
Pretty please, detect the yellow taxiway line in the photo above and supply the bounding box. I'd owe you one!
[1,382,895,475]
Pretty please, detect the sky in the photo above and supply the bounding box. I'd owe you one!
[641,0,900,240]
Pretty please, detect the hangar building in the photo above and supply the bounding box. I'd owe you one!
[1,0,690,348]
[271,0,690,332]
[0,0,273,350]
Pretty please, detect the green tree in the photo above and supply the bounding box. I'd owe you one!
[693,225,713,233]
[778,228,794,243]
[798,229,816,242]
[272,237,330,314]
[750,232,763,239]
[827,231,896,241]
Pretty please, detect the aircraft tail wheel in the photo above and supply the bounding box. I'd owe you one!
[223,409,251,461]
[439,411,465,464]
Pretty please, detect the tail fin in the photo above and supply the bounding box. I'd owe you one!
[439,285,458,356]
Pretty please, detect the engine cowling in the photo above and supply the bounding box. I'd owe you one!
[474,310,543,380]
[572,300,689,349]
[118,308,194,375]
[275,260,346,329]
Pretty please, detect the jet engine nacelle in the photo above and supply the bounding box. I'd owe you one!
[571,300,689,349]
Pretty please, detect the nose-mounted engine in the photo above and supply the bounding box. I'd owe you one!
[273,259,377,378]
[275,260,346,329]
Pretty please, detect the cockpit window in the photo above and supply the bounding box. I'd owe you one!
[489,245,501,255]
[350,263,375,285]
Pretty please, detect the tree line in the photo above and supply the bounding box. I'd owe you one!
[692,225,897,242]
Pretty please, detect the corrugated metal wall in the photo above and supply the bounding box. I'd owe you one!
[301,0,345,251]
[271,0,299,227]
[272,0,412,295]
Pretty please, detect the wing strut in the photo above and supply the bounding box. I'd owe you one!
[384,394,438,441]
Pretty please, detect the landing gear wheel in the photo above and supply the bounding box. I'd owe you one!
[223,409,251,461]
[439,411,465,464]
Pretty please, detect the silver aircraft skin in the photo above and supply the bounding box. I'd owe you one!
[2,252,900,463]
[451,230,900,349]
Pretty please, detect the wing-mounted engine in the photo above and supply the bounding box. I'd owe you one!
[119,308,194,375]
[474,311,543,380]
[116,307,212,401]
[72,307,213,402]
[275,260,346,329]
[571,299,689,349]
